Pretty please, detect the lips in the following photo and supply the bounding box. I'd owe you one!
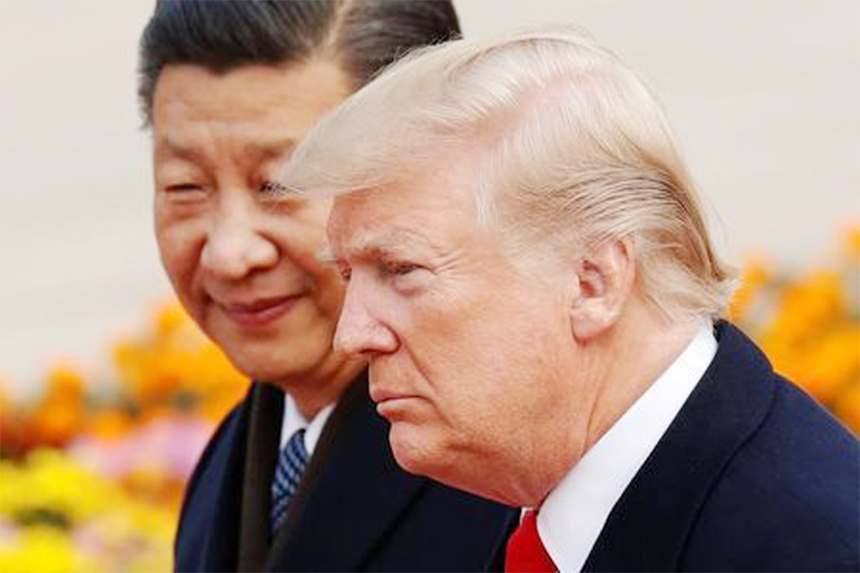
[374,394,422,421]
[370,384,419,415]
[215,294,301,327]
[369,384,399,405]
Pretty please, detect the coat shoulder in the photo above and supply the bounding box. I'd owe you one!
[180,396,248,507]
[683,374,860,572]
[174,392,250,570]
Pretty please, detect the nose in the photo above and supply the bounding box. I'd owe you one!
[200,194,278,280]
[334,279,399,359]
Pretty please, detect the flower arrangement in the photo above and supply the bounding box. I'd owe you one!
[0,449,175,572]
[728,225,859,434]
[0,302,249,572]
[0,227,857,572]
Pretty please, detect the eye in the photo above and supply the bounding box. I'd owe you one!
[260,181,289,196]
[384,262,421,277]
[165,183,203,193]
[259,180,306,214]
[162,183,207,203]
[380,261,428,294]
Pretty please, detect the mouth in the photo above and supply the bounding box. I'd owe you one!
[375,397,418,419]
[370,386,419,418]
[214,294,302,327]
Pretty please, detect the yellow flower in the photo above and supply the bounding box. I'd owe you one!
[0,449,178,572]
[0,525,103,573]
[3,450,121,523]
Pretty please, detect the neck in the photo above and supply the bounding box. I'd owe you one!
[581,304,701,456]
[272,354,365,420]
[511,305,701,507]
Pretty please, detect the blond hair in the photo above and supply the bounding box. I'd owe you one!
[281,26,736,320]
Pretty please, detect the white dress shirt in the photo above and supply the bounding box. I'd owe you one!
[279,394,335,456]
[538,321,718,572]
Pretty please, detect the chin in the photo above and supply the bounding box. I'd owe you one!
[389,423,520,505]
[388,424,453,481]
[389,443,425,477]
[237,361,311,385]
[224,340,325,381]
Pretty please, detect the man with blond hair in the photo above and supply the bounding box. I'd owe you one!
[280,27,860,571]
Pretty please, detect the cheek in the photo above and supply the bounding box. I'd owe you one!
[419,290,560,407]
[155,214,205,295]
[310,262,346,319]
[273,229,344,317]
[266,201,329,267]
[406,290,499,366]
[393,302,499,427]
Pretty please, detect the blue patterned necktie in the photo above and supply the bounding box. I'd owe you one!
[270,428,309,532]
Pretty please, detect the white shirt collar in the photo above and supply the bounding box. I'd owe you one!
[280,393,336,456]
[538,320,717,572]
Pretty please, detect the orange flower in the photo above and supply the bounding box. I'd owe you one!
[792,325,859,406]
[154,300,191,339]
[0,379,26,457]
[732,228,860,436]
[845,224,860,263]
[763,271,845,348]
[84,409,135,442]
[45,362,86,402]
[29,400,84,449]
[833,383,860,435]
[726,257,771,323]
[26,363,89,448]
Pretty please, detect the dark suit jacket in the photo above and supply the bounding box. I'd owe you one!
[576,321,859,572]
[174,373,518,572]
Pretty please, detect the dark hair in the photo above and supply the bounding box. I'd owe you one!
[137,0,461,125]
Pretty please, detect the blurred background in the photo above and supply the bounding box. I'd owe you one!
[0,1,858,571]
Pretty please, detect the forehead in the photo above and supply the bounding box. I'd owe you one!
[328,160,482,257]
[152,60,350,155]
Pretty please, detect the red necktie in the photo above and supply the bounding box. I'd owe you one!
[505,509,557,572]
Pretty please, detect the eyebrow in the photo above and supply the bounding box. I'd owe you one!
[245,139,298,160]
[155,137,205,164]
[323,229,440,264]
[156,135,298,164]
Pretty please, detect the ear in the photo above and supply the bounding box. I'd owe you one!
[569,237,636,342]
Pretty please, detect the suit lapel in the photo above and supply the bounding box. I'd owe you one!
[583,322,778,572]
[486,511,522,572]
[266,372,428,571]
[237,382,284,571]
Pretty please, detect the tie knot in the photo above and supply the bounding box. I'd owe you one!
[505,509,557,572]
[271,429,309,532]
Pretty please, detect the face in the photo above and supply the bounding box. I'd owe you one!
[327,158,582,504]
[152,61,354,398]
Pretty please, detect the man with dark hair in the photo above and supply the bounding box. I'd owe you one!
[138,1,517,571]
